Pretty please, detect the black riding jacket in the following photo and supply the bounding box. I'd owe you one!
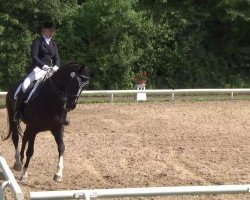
[30,36,60,70]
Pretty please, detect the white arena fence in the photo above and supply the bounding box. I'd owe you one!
[80,88,250,102]
[0,154,24,200]
[30,185,250,199]
[1,88,250,102]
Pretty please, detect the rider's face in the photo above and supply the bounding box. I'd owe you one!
[42,28,55,39]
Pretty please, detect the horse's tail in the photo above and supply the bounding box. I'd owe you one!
[4,121,23,141]
[2,90,23,141]
[3,110,11,140]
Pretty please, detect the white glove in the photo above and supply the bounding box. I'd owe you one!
[42,65,50,71]
[52,65,59,72]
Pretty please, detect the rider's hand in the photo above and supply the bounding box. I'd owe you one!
[42,65,50,71]
[52,65,59,72]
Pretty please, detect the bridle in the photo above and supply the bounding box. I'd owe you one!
[75,74,90,98]
[49,72,90,110]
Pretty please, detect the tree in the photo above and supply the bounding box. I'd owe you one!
[0,0,249,90]
[0,0,77,90]
[57,0,155,89]
[138,0,250,88]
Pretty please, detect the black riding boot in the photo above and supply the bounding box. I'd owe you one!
[13,91,26,122]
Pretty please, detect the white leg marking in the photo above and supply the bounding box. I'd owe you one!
[56,156,64,177]
[21,167,28,179]
[14,149,22,171]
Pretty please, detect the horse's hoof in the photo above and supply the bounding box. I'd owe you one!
[53,174,62,182]
[14,162,22,171]
[20,176,28,183]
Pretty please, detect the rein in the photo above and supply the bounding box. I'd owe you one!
[49,73,89,110]
[49,78,68,110]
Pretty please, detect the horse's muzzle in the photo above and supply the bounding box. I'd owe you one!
[66,103,76,111]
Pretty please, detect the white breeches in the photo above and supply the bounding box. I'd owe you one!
[14,67,47,100]
[22,67,47,92]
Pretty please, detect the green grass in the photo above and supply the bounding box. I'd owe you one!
[0,98,5,108]
[1,93,249,109]
[78,93,250,104]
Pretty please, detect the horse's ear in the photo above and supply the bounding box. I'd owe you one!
[81,64,86,68]
[79,65,90,78]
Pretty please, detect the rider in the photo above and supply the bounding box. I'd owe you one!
[14,22,70,125]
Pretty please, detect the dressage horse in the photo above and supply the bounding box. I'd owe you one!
[4,63,90,182]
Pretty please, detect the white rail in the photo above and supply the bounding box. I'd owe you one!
[0,154,23,200]
[80,88,250,94]
[30,184,250,200]
[80,88,250,101]
[2,88,250,101]
[0,92,7,96]
[81,88,250,100]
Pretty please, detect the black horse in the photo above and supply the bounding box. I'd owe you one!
[4,63,90,182]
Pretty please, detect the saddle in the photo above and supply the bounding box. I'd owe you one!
[13,72,52,122]
[13,81,43,121]
[14,69,53,104]
[15,79,43,105]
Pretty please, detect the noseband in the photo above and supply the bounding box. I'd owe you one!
[75,74,90,98]
[49,73,89,110]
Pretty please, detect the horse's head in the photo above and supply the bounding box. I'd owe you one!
[53,63,90,111]
[65,64,90,110]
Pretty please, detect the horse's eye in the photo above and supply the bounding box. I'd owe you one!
[70,72,76,78]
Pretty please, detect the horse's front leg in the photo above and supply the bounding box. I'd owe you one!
[14,147,22,171]
[52,126,65,182]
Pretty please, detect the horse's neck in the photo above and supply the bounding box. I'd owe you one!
[38,76,65,112]
[50,71,65,89]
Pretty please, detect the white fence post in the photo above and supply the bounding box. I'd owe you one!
[111,94,114,103]
[171,92,175,101]
[0,181,10,200]
[135,84,147,101]
[0,155,23,200]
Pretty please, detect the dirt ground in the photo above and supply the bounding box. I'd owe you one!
[0,101,249,199]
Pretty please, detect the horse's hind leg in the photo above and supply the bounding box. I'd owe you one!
[20,128,37,182]
[6,84,24,171]
[6,91,22,171]
[52,127,65,182]
[10,121,22,171]
[13,137,22,171]
[20,129,29,164]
